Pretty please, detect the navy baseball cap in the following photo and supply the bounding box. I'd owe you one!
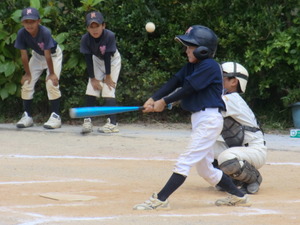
[86,11,104,26]
[21,7,40,21]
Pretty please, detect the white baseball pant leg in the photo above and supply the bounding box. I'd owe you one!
[173,108,224,186]
[215,141,267,169]
[21,46,62,100]
[85,50,121,98]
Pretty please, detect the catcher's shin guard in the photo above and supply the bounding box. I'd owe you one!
[219,158,262,185]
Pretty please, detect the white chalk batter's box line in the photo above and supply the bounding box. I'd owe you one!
[0,206,286,225]
[1,154,300,166]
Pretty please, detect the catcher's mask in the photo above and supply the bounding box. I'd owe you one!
[221,62,249,93]
[175,25,218,60]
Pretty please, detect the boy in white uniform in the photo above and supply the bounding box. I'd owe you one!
[214,62,267,194]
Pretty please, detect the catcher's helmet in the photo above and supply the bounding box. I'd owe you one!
[175,25,218,60]
[221,62,249,93]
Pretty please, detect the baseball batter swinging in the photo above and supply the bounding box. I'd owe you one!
[133,25,251,210]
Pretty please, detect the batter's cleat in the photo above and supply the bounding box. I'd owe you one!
[16,112,33,128]
[98,118,119,133]
[133,193,170,210]
[81,118,93,134]
[215,194,251,207]
[43,112,61,129]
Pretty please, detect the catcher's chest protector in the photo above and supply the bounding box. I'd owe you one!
[221,117,245,147]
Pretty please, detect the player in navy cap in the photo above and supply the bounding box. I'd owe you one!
[80,11,121,134]
[14,7,63,129]
[133,25,251,210]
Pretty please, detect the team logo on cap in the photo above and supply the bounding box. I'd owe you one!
[91,12,96,18]
[27,8,32,15]
[186,27,193,34]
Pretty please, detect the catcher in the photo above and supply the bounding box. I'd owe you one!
[213,62,267,194]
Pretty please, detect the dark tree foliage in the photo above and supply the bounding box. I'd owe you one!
[0,0,299,127]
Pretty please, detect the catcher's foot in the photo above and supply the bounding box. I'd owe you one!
[215,194,251,207]
[133,193,170,210]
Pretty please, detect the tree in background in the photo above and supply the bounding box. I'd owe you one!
[0,0,299,128]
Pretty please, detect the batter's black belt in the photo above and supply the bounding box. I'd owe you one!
[200,107,224,113]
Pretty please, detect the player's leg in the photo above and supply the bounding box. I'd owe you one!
[17,52,44,128]
[218,146,266,194]
[97,51,121,133]
[44,46,63,129]
[212,141,244,191]
[189,110,251,206]
[82,55,103,133]
[81,95,97,134]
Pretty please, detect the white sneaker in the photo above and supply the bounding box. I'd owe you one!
[98,118,119,133]
[82,118,93,134]
[215,194,251,207]
[133,193,170,210]
[16,112,33,128]
[43,112,61,129]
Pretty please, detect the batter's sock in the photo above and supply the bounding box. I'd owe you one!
[157,173,186,201]
[50,98,61,116]
[104,98,117,125]
[217,173,244,197]
[85,95,97,107]
[212,159,219,169]
[23,99,32,117]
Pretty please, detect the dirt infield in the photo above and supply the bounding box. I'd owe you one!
[1,123,300,225]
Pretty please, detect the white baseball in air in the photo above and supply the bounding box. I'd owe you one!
[145,22,155,33]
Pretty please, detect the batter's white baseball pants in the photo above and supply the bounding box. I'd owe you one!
[173,108,224,186]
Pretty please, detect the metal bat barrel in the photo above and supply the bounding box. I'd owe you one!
[69,106,144,118]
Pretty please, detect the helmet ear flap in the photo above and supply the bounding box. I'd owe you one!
[193,46,211,60]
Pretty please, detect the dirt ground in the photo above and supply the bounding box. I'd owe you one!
[0,122,300,225]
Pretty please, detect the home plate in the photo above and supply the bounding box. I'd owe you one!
[39,192,97,201]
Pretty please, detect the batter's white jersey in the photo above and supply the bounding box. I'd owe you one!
[214,93,267,169]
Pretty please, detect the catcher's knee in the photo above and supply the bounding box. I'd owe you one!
[219,158,241,176]
[220,158,262,184]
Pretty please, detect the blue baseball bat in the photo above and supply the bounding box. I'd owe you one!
[69,104,173,118]
[69,106,144,118]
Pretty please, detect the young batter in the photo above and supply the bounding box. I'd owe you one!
[14,7,63,129]
[133,25,251,210]
[80,11,121,134]
[213,62,267,194]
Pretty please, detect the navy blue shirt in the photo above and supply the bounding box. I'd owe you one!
[80,29,117,76]
[14,25,57,55]
[153,58,225,113]
[80,29,117,58]
[178,59,225,112]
